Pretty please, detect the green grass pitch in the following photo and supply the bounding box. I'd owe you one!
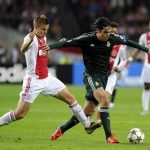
[0,84,150,150]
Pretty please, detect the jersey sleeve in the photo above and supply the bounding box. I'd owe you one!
[49,34,89,49]
[23,34,33,48]
[109,33,148,53]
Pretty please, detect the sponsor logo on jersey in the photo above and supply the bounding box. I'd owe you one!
[95,81,99,86]
[90,43,95,47]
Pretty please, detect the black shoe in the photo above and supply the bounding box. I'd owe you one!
[85,121,102,134]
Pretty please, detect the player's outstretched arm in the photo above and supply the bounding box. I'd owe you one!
[49,34,88,50]
[49,40,67,50]
[126,40,148,53]
[110,34,149,53]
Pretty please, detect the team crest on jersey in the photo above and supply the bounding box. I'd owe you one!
[107,41,111,47]
[90,43,95,47]
[95,82,99,86]
[39,49,48,56]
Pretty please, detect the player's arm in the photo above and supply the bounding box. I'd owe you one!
[21,31,35,53]
[110,34,149,53]
[128,34,146,62]
[49,34,88,50]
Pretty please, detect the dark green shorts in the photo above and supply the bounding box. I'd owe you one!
[83,70,107,105]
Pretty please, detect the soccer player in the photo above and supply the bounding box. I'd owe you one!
[97,21,128,121]
[0,15,99,133]
[103,22,128,108]
[128,22,150,115]
[49,17,150,143]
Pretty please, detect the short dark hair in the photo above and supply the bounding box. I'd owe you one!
[110,21,119,28]
[33,15,49,26]
[94,17,111,30]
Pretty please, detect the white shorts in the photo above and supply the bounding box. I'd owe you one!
[141,64,150,83]
[19,74,66,103]
[105,71,117,94]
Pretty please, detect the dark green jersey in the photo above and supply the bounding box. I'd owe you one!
[50,32,148,76]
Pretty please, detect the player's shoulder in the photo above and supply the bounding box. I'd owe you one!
[82,32,95,37]
[139,32,147,39]
[109,33,127,42]
[24,34,30,39]
[77,32,95,39]
[112,33,127,39]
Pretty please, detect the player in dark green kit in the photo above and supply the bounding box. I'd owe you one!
[47,17,150,143]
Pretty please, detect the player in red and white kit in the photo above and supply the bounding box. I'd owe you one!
[128,22,150,115]
[0,15,98,132]
[106,45,127,105]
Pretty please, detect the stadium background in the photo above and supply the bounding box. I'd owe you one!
[0,1,150,149]
[0,0,150,86]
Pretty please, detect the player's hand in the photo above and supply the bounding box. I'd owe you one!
[127,56,133,64]
[112,66,120,73]
[29,30,35,42]
[42,43,50,51]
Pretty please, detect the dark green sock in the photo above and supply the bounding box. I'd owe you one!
[99,107,111,138]
[60,115,79,133]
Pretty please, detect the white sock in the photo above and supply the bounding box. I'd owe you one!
[87,115,93,123]
[142,90,150,112]
[0,111,16,126]
[69,101,90,128]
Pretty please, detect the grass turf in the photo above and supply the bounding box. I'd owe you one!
[0,84,150,150]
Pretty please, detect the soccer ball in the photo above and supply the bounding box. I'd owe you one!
[127,128,144,144]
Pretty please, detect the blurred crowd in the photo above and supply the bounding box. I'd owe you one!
[0,0,149,66]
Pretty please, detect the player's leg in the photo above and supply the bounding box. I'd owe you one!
[51,100,100,141]
[141,82,150,115]
[55,87,91,128]
[97,90,111,122]
[0,99,31,126]
[140,67,150,115]
[110,88,117,108]
[83,71,118,143]
[44,74,95,129]
[59,101,97,133]
[93,87,119,143]
[105,72,117,108]
[0,76,39,126]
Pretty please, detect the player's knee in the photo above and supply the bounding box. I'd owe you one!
[84,107,95,116]
[85,110,94,116]
[101,95,109,107]
[101,100,109,107]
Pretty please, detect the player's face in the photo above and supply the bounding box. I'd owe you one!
[111,27,118,34]
[34,23,49,38]
[96,26,111,41]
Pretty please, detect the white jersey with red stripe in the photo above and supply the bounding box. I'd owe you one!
[139,32,150,82]
[139,32,150,65]
[109,45,127,72]
[20,34,66,103]
[24,34,48,79]
[106,45,127,94]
